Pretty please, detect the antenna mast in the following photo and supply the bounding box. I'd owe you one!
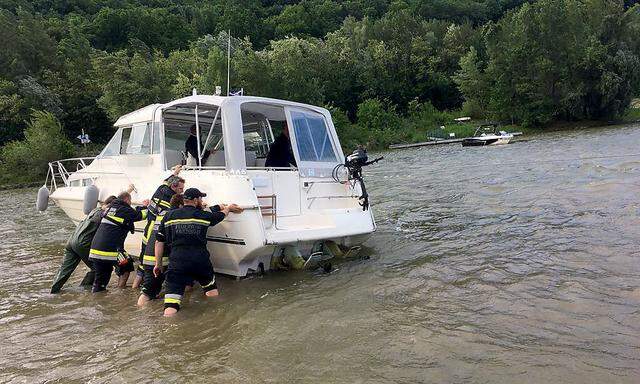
[227,30,231,96]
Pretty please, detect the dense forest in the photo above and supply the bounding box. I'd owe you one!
[1,0,639,183]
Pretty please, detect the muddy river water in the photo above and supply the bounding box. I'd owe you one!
[1,124,639,383]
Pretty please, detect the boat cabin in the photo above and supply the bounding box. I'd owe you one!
[100,95,344,177]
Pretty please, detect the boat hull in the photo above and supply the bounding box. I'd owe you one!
[461,136,512,146]
[49,170,375,277]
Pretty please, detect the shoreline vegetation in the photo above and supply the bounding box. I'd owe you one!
[2,107,638,190]
[1,1,639,188]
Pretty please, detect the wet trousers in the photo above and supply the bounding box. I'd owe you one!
[164,252,217,311]
[50,245,95,293]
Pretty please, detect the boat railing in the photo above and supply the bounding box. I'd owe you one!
[45,157,96,191]
[257,194,278,229]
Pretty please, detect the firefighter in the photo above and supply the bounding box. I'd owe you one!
[136,193,183,306]
[50,195,117,293]
[89,190,149,292]
[132,165,184,289]
[154,188,243,316]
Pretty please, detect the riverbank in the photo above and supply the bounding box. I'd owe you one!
[386,106,640,149]
[0,181,42,191]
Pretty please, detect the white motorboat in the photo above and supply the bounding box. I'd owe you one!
[461,124,513,146]
[38,94,377,277]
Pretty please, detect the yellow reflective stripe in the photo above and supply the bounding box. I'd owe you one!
[106,214,124,223]
[140,209,148,220]
[164,218,210,226]
[90,249,119,257]
[158,200,171,208]
[164,298,181,304]
[143,222,154,241]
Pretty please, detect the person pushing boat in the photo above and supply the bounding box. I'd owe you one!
[50,195,117,293]
[132,165,185,289]
[154,188,243,317]
[89,190,149,292]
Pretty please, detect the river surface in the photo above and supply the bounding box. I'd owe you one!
[2,124,640,383]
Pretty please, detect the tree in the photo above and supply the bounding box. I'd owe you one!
[0,110,75,181]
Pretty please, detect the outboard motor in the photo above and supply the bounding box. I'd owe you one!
[333,147,383,210]
[83,184,100,215]
[36,185,50,212]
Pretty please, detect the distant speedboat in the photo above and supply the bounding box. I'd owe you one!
[461,124,513,147]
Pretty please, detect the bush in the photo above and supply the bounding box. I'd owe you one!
[354,98,404,148]
[0,110,75,184]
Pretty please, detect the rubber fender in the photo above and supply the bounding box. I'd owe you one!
[36,185,49,212]
[83,184,99,215]
[323,240,345,258]
[283,245,305,270]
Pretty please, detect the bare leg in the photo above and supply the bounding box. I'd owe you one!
[205,289,219,297]
[164,307,178,317]
[117,272,130,288]
[137,293,151,307]
[132,274,143,289]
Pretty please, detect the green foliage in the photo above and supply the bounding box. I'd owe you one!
[456,0,640,126]
[0,0,638,159]
[0,110,75,183]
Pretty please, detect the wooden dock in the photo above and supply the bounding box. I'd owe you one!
[388,132,523,150]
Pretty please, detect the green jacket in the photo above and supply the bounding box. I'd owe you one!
[67,207,103,253]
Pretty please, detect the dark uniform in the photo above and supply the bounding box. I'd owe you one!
[89,198,147,292]
[140,210,170,299]
[50,207,102,293]
[158,205,225,311]
[185,134,210,163]
[265,132,296,168]
[138,177,179,280]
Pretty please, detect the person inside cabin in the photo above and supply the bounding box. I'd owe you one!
[185,125,211,165]
[50,195,118,293]
[89,190,150,292]
[155,187,243,317]
[265,121,297,168]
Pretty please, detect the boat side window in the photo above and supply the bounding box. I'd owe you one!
[120,127,131,154]
[97,128,123,157]
[240,102,283,168]
[290,109,339,163]
[124,123,151,154]
[152,122,161,154]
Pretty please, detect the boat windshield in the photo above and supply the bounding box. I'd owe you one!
[289,109,338,163]
[97,122,153,158]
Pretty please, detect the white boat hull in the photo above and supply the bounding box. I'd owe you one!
[50,169,375,277]
[461,134,512,146]
[44,95,377,277]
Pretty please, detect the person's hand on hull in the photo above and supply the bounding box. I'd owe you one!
[142,199,150,207]
[227,204,243,214]
[171,164,183,175]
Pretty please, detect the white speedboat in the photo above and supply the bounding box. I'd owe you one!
[38,94,377,277]
[461,124,513,146]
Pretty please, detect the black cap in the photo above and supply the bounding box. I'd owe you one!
[184,188,207,200]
